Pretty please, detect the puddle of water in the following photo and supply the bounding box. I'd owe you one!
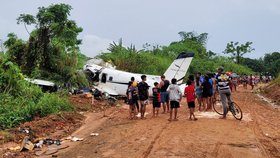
[195,111,252,122]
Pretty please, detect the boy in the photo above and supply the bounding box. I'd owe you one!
[127,81,137,119]
[167,78,182,121]
[152,82,161,117]
[184,80,197,120]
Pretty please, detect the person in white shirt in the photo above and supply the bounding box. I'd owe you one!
[167,78,182,121]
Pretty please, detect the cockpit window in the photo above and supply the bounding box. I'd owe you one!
[92,71,100,82]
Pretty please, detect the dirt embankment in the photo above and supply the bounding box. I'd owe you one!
[260,82,280,105]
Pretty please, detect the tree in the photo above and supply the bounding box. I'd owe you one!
[241,57,265,74]
[13,3,83,83]
[207,50,216,58]
[263,52,280,76]
[224,41,254,64]
[161,31,208,58]
[178,31,208,46]
[3,33,26,66]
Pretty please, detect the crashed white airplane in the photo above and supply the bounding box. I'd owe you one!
[84,52,194,96]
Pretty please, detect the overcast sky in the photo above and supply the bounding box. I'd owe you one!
[1,0,280,58]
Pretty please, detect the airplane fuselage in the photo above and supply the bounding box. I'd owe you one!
[86,64,162,96]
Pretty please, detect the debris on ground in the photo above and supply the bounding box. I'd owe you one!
[20,136,34,151]
[90,133,99,136]
[0,94,121,157]
[34,140,44,148]
[65,136,84,142]
[8,146,21,151]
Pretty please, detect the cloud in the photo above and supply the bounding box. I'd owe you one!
[80,34,112,58]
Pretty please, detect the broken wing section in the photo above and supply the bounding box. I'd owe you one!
[94,83,119,96]
[163,52,194,84]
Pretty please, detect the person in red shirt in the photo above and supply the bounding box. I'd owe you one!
[184,80,197,121]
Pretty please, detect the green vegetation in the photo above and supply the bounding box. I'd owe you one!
[0,3,84,129]
[4,3,88,86]
[224,41,254,64]
[272,74,280,86]
[99,32,254,76]
[241,52,280,76]
[100,32,279,78]
[0,56,73,129]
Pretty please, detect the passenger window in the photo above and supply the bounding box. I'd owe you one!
[109,76,113,81]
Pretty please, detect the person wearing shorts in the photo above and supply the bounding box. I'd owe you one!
[185,80,197,120]
[126,81,137,119]
[152,82,161,117]
[159,75,170,113]
[167,78,182,121]
[138,75,149,119]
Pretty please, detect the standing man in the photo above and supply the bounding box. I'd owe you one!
[138,75,149,119]
[168,78,182,121]
[159,75,170,113]
[216,67,232,119]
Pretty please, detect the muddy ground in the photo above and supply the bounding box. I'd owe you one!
[1,86,280,158]
[57,86,280,158]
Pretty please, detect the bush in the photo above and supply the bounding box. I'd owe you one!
[272,74,280,86]
[36,93,74,117]
[0,58,74,129]
[0,93,74,129]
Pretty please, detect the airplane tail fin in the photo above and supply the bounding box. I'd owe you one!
[163,52,194,84]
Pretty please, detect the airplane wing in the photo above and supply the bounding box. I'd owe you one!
[94,83,119,96]
[24,78,55,87]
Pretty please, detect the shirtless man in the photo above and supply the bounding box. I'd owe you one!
[159,75,170,113]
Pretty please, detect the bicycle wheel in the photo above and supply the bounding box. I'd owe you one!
[230,102,243,120]
[213,100,224,115]
[212,92,220,103]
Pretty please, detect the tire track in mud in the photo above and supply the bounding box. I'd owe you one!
[143,121,170,158]
[211,141,222,157]
[242,94,270,157]
[241,93,280,158]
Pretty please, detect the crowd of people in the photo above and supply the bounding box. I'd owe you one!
[126,67,270,121]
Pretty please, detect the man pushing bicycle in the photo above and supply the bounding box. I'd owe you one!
[216,66,232,119]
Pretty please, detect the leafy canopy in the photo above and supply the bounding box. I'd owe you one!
[99,31,254,77]
[5,3,87,86]
[224,41,254,64]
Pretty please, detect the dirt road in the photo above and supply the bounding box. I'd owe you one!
[58,87,280,158]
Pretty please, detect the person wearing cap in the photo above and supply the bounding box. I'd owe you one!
[216,66,232,119]
[138,75,149,119]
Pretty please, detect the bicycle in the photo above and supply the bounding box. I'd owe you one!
[213,96,243,120]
